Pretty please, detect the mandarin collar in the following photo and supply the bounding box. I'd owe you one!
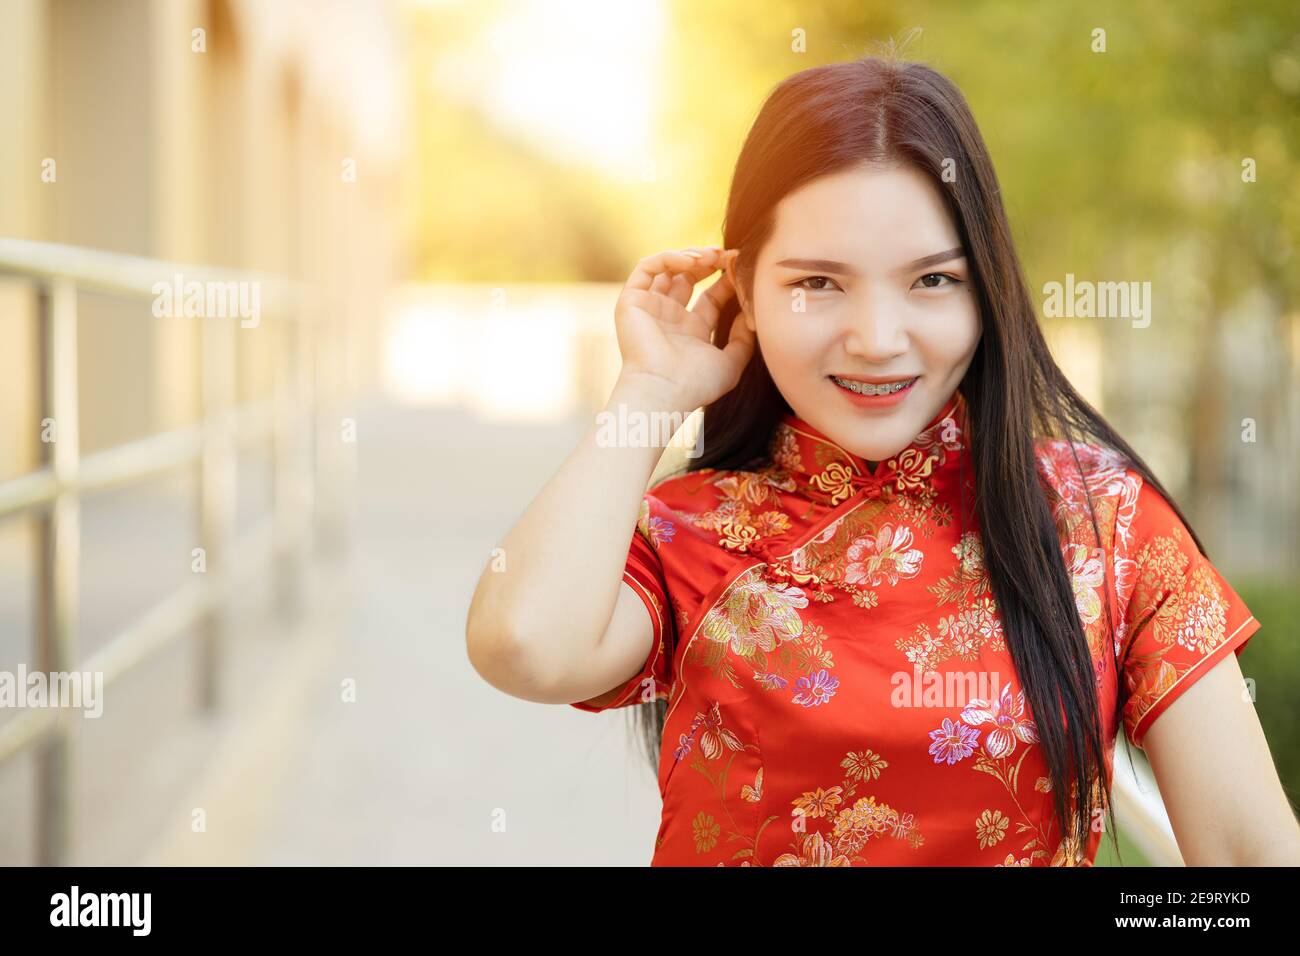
[769,390,969,505]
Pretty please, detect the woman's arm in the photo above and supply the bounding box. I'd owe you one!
[465,374,685,705]
[1142,647,1300,865]
[464,246,752,706]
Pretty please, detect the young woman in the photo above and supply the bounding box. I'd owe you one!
[466,55,1299,866]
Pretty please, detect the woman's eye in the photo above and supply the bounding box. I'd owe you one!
[915,273,961,290]
[794,275,841,292]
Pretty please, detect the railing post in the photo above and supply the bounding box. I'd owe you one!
[313,308,349,558]
[297,301,316,561]
[34,277,80,866]
[197,308,236,712]
[273,314,305,619]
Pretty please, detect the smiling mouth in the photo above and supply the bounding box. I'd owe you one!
[828,375,919,396]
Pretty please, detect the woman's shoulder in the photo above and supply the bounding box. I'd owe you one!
[647,460,787,504]
[641,462,799,549]
[1032,434,1138,507]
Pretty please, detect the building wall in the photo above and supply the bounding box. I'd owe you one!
[0,0,401,474]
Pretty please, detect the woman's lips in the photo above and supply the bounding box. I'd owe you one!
[828,374,919,407]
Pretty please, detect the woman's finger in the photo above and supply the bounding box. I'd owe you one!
[625,247,724,292]
[650,271,674,297]
[666,272,693,307]
[690,268,737,330]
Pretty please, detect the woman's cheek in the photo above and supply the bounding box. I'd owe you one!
[946,303,982,362]
[757,290,829,348]
[762,316,827,380]
[916,300,980,363]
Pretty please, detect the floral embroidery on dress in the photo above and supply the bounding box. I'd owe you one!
[1036,437,1139,658]
[576,388,1258,867]
[673,701,779,864]
[976,809,1010,849]
[791,668,839,707]
[896,533,1005,672]
[1065,542,1106,626]
[1037,438,1130,515]
[693,567,846,708]
[774,500,911,603]
[773,748,925,865]
[890,447,940,492]
[689,470,795,547]
[844,523,925,586]
[808,461,859,506]
[699,567,808,658]
[1121,522,1231,719]
[927,683,1061,864]
[636,497,676,547]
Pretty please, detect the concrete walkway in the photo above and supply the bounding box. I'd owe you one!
[0,394,664,866]
[252,397,662,865]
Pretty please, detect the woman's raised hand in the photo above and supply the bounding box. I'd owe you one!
[613,247,755,414]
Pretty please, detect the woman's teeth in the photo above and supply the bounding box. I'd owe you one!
[831,376,917,396]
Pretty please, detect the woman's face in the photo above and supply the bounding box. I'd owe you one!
[728,162,981,463]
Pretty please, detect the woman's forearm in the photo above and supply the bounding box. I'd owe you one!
[465,373,687,696]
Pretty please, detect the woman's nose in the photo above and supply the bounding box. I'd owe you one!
[843,293,908,360]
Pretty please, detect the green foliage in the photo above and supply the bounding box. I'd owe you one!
[1095,821,1152,867]
[1235,577,1300,792]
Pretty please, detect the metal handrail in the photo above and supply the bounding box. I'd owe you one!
[0,402,276,518]
[0,238,320,865]
[0,515,274,765]
[0,239,301,310]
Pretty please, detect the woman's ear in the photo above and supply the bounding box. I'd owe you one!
[723,248,738,289]
[724,250,755,331]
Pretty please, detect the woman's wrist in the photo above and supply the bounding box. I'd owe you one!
[607,370,694,419]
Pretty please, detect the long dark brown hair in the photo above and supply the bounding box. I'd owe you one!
[631,52,1208,862]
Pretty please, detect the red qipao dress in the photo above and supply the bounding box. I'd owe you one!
[570,390,1260,866]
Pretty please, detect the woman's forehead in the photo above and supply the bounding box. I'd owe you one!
[762,169,962,274]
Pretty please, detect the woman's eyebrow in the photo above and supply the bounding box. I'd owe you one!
[773,247,966,276]
[908,247,965,270]
[773,257,860,276]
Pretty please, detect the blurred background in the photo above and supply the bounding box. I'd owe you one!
[0,0,1296,866]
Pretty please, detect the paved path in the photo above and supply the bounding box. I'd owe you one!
[0,394,663,865]
[255,397,662,865]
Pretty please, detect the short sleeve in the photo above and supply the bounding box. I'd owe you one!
[570,495,676,713]
[1118,480,1261,749]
